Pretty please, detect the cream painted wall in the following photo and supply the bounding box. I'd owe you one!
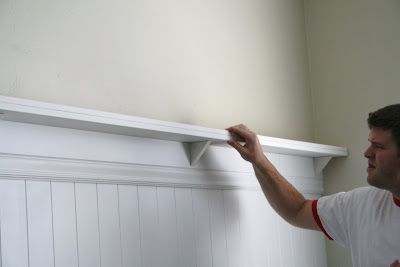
[0,0,313,141]
[305,1,400,266]
[10,1,400,266]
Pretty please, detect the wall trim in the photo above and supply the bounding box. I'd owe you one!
[0,96,348,160]
[0,153,323,194]
[0,97,336,196]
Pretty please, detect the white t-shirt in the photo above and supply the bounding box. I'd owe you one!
[312,186,400,267]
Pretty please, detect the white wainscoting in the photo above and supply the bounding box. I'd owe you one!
[0,97,346,267]
[0,180,327,267]
[0,122,329,267]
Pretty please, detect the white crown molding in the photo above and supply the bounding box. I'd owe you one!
[0,153,323,194]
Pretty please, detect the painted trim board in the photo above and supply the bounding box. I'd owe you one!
[0,96,348,160]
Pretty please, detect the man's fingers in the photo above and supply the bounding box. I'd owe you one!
[227,140,246,155]
[227,139,242,150]
[228,131,246,142]
[226,124,254,141]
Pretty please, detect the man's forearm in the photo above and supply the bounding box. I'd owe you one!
[226,124,318,230]
[252,156,308,227]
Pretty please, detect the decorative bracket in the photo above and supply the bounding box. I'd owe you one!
[313,156,332,175]
[189,141,212,166]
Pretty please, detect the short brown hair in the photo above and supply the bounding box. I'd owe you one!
[368,104,400,153]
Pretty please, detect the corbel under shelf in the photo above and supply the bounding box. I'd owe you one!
[0,96,348,166]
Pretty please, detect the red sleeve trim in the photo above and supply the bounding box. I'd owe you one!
[393,196,400,208]
[311,199,333,240]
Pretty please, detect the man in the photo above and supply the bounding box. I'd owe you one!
[227,104,400,267]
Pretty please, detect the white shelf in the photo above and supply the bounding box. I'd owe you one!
[0,96,348,165]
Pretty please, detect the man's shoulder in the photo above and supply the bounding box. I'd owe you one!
[322,186,388,205]
[345,186,391,204]
[347,186,373,196]
[348,186,389,197]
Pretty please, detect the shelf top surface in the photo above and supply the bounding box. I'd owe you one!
[0,96,348,157]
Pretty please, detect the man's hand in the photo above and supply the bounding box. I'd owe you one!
[226,124,265,165]
[391,260,400,267]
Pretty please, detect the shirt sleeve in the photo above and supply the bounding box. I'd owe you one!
[311,200,333,240]
[313,192,353,249]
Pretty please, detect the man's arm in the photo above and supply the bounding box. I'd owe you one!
[227,124,320,230]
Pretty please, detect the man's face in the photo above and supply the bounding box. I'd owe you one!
[364,128,400,194]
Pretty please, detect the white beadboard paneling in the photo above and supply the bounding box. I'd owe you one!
[241,189,271,267]
[223,189,245,267]
[301,230,313,267]
[277,216,289,266]
[301,230,316,267]
[253,190,272,267]
[0,181,329,267]
[237,190,252,266]
[175,188,197,267]
[26,181,55,267]
[156,187,179,267]
[75,183,101,267]
[311,231,328,267]
[191,188,213,267]
[292,229,307,267]
[0,227,2,267]
[51,182,79,267]
[0,127,334,267]
[268,204,283,267]
[97,184,123,267]
[290,226,301,265]
[208,190,229,267]
[138,186,159,267]
[118,185,142,267]
[0,179,29,267]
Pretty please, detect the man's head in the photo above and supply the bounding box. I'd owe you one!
[365,104,400,196]
[367,104,400,153]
